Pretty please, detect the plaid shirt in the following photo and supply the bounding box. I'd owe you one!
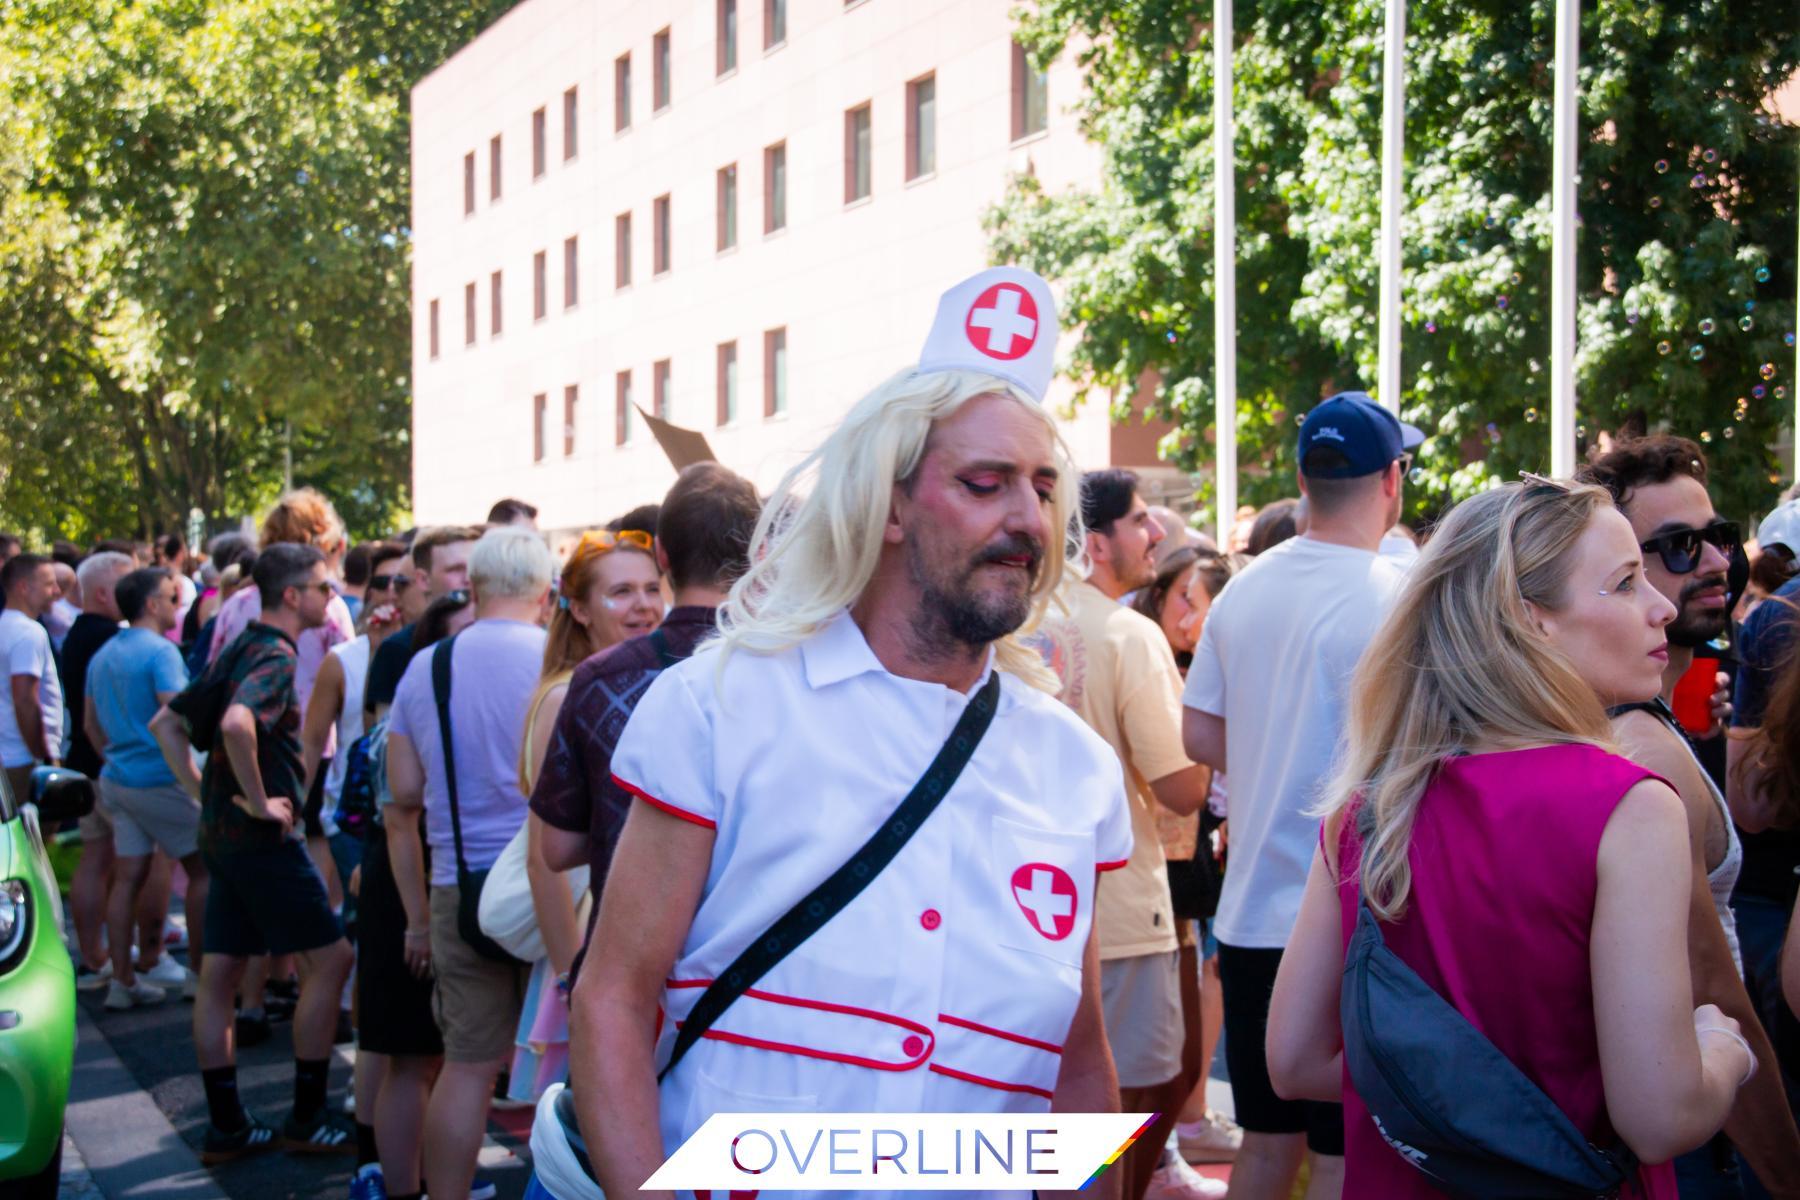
[529,606,717,974]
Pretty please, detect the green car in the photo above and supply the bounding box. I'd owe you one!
[0,767,95,1199]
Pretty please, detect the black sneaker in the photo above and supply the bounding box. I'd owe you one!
[201,1116,278,1164]
[235,1010,272,1048]
[283,1109,357,1155]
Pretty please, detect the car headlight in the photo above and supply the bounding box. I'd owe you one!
[0,879,28,971]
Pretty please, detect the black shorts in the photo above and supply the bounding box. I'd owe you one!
[302,760,330,839]
[356,830,444,1058]
[1217,941,1345,1156]
[203,839,344,958]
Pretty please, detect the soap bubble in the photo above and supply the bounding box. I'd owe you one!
[1734,398,1748,419]
[1699,318,1717,335]
[1649,197,1663,209]
[1654,159,1669,173]
[1700,431,1713,443]
[1510,272,1521,285]
[1626,311,1640,324]
[1703,148,1717,163]
[1762,362,1778,380]
[1690,344,1705,361]
[1740,316,1754,332]
[1166,331,1177,343]
[1408,468,1424,485]
[1724,427,1736,439]
[1525,407,1540,423]
[1756,267,1772,283]
[1657,340,1672,356]
[1747,301,1757,312]
[1497,296,1509,311]
[1691,173,1707,189]
[1787,332,1797,347]
[1425,321,1437,333]
[1753,385,1768,399]
[1779,387,1790,401]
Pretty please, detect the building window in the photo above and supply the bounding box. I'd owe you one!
[763,327,787,416]
[717,341,738,425]
[844,103,871,203]
[614,54,632,131]
[906,74,935,180]
[532,107,547,178]
[462,152,475,215]
[429,299,440,359]
[764,0,786,48]
[763,141,786,233]
[489,134,502,201]
[464,281,476,345]
[653,28,671,111]
[533,392,547,462]
[563,384,579,456]
[654,358,672,419]
[717,0,737,75]
[717,164,737,251]
[615,370,633,445]
[490,270,503,336]
[615,212,632,287]
[533,250,547,320]
[563,87,578,159]
[1011,40,1048,141]
[653,194,671,275]
[563,236,579,308]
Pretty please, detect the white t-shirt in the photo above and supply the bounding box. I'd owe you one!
[0,609,63,769]
[1183,536,1404,948]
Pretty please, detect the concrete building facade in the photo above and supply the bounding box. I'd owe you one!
[409,0,1176,532]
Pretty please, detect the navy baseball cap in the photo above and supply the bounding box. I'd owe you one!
[1297,391,1425,479]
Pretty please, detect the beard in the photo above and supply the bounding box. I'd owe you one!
[1666,571,1730,648]
[907,533,1043,651]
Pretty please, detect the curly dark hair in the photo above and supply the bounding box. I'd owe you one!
[1575,435,1708,515]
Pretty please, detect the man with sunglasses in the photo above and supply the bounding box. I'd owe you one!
[1581,436,1800,1199]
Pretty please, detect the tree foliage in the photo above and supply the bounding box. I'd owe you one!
[990,0,1800,524]
[0,0,517,543]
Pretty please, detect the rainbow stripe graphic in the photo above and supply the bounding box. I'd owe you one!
[1079,1112,1160,1190]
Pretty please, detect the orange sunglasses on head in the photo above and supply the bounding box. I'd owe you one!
[571,528,653,557]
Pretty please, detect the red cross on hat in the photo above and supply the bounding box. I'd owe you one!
[916,266,1059,402]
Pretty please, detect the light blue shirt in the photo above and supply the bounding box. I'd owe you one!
[87,627,189,788]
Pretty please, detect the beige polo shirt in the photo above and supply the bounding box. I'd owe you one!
[1035,581,1193,961]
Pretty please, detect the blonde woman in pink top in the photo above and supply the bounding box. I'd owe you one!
[1267,479,1754,1198]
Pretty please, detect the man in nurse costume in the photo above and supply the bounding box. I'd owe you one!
[571,267,1133,1200]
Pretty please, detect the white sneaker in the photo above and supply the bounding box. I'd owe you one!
[138,956,192,988]
[104,978,167,1010]
[1146,1155,1229,1200]
[1178,1110,1244,1163]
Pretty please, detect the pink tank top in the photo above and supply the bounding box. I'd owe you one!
[1334,744,1677,1200]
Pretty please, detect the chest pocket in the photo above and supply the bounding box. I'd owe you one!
[988,815,1095,967]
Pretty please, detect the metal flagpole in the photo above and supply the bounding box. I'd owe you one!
[1549,0,1579,476]
[1376,0,1406,413]
[1214,0,1237,546]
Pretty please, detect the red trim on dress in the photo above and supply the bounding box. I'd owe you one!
[1096,858,1129,872]
[927,1062,1055,1100]
[936,1012,1064,1055]
[665,979,935,1071]
[612,773,717,829]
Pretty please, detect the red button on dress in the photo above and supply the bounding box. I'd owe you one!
[902,1035,925,1058]
[920,909,942,931]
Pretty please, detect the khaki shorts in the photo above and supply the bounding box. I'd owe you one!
[78,784,113,843]
[1100,949,1185,1089]
[100,778,200,860]
[429,884,526,1063]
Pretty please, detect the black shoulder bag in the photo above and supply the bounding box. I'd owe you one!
[658,669,1001,1082]
[432,636,524,965]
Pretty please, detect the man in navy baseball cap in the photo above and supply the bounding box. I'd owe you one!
[1297,391,1425,478]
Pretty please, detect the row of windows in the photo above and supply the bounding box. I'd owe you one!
[457,31,1048,220]
[527,328,790,461]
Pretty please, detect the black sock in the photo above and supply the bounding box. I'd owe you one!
[356,1120,378,1167]
[202,1065,248,1133]
[293,1057,329,1122]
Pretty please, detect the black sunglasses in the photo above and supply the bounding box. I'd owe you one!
[1639,519,1740,575]
[370,573,411,591]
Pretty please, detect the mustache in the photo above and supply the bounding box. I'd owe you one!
[1679,572,1728,604]
[975,535,1045,573]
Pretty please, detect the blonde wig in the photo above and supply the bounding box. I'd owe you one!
[714,368,1083,691]
[1325,479,1620,921]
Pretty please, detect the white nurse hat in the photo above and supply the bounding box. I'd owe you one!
[916,266,1059,403]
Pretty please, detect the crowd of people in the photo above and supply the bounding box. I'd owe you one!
[2,264,1800,1200]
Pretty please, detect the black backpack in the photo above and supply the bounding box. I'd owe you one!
[1342,894,1639,1198]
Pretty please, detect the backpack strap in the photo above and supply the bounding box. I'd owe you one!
[430,636,471,878]
[658,669,1003,1083]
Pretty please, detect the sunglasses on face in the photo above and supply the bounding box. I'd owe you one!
[1639,519,1740,575]
[370,573,410,591]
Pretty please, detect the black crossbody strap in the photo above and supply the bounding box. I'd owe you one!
[430,636,470,877]
[658,669,1002,1083]
[648,628,681,670]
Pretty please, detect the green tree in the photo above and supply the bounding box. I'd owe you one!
[0,0,517,543]
[990,0,1799,525]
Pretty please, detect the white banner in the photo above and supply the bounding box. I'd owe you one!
[643,1112,1156,1192]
